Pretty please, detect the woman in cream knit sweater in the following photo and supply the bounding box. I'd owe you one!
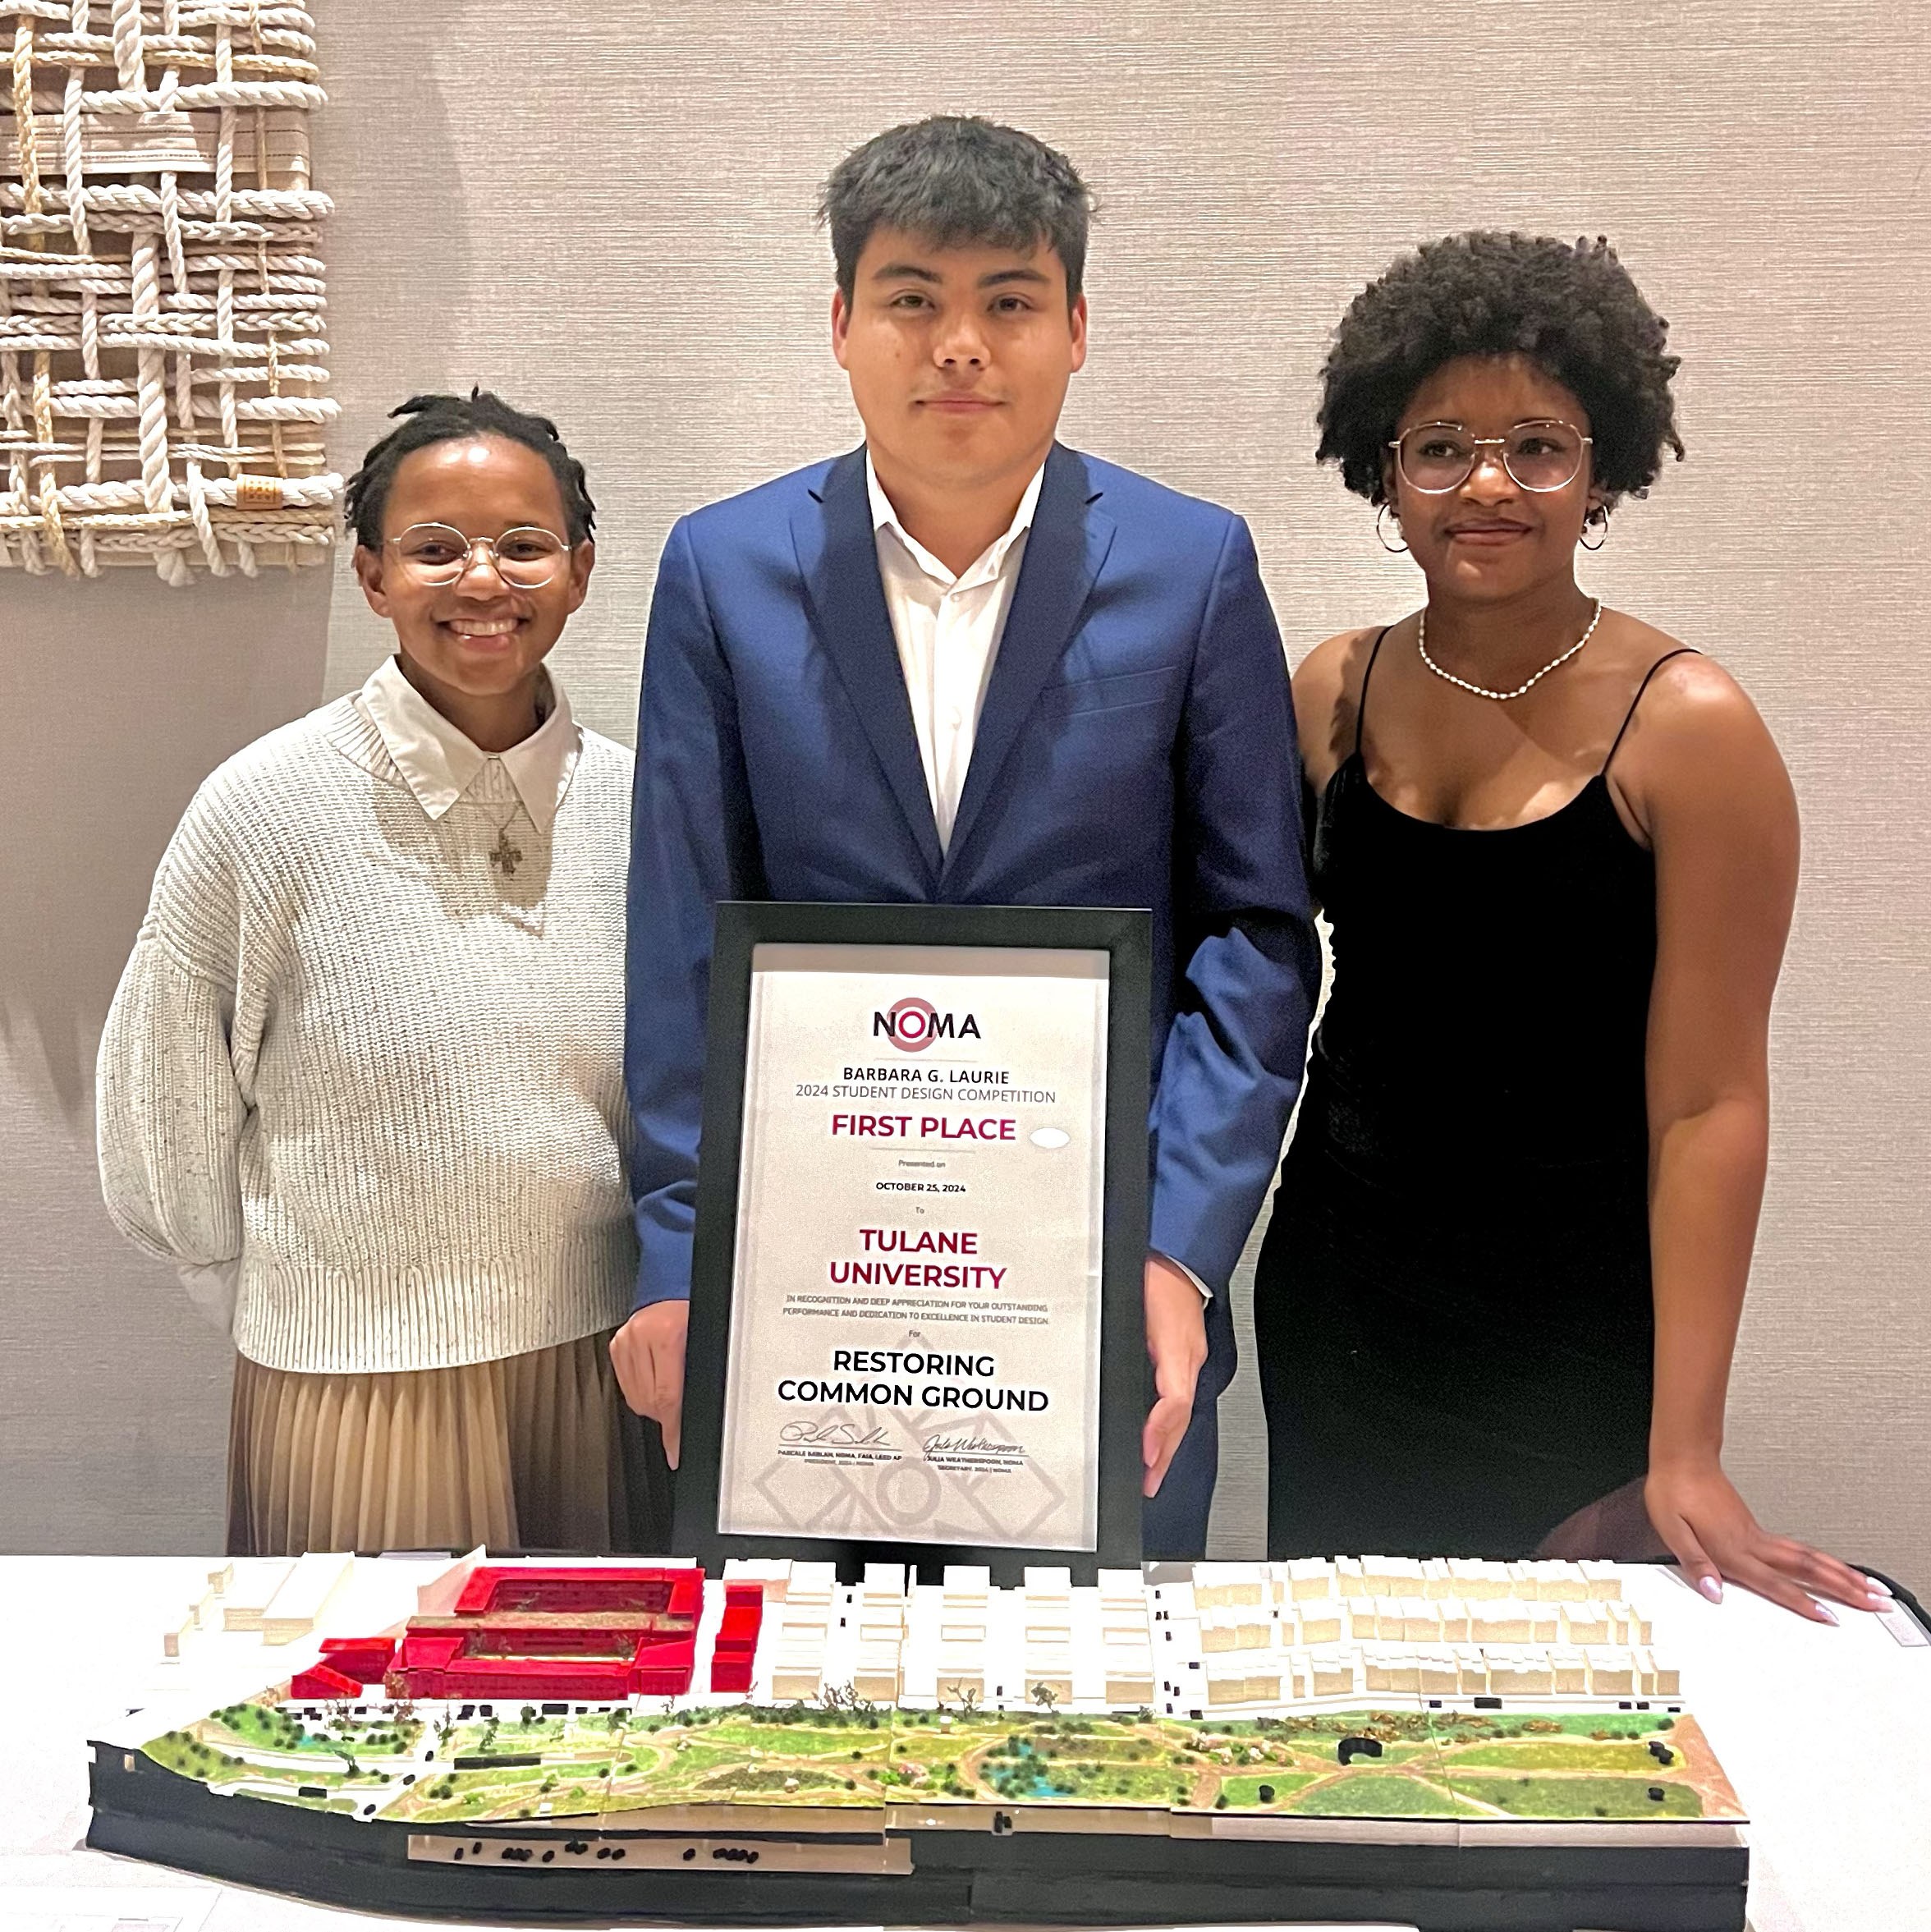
[99,391,639,1557]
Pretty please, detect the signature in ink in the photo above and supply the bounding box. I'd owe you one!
[779,1420,890,1447]
[923,1433,1017,1457]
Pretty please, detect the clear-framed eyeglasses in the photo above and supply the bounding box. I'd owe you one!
[1389,419,1592,494]
[388,522,572,588]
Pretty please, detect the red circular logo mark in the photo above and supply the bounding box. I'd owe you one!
[883,997,939,1053]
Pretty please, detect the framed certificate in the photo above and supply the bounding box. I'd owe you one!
[673,902,1151,1584]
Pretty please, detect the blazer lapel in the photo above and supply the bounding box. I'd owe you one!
[945,443,1116,872]
[793,448,944,884]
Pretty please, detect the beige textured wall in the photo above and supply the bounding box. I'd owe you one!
[2,1,1925,1579]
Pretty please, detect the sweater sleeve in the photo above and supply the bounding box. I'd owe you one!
[96,800,251,1276]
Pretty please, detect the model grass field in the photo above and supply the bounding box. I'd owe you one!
[142,1693,1744,1828]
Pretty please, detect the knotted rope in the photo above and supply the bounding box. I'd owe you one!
[0,0,337,581]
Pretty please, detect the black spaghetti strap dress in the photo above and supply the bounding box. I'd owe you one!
[1254,633,1698,1559]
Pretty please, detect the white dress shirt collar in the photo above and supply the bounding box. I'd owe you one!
[865,451,1044,589]
[355,654,582,833]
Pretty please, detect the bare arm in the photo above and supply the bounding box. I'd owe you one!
[1632,656,1886,1619]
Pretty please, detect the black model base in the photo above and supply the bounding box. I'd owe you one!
[87,1746,1746,1932]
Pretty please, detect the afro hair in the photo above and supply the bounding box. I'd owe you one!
[1316,231,1684,507]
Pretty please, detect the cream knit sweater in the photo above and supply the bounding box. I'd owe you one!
[97,686,638,1374]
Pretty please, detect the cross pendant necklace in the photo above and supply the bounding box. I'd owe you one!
[488,824,525,877]
[482,796,526,878]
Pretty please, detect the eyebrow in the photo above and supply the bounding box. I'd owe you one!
[1406,418,1571,431]
[868,262,1052,290]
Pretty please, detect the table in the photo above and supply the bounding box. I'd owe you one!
[2,1556,1925,1932]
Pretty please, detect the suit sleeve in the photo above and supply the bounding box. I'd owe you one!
[626,516,767,1307]
[1149,513,1320,1293]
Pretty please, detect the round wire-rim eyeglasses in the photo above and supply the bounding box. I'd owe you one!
[388,522,572,588]
[1388,419,1593,494]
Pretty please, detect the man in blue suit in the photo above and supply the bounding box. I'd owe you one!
[615,116,1318,1557]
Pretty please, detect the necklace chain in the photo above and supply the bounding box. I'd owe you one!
[476,792,528,877]
[1416,597,1603,701]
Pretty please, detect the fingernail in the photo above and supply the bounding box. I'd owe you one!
[1866,1576,1895,1599]
[1697,1575,1723,1604]
[1814,1602,1839,1626]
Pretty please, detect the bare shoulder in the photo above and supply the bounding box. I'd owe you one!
[1614,618,1775,755]
[1608,617,1792,832]
[1292,626,1392,789]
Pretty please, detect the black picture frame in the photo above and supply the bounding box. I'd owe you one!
[672,901,1152,1586]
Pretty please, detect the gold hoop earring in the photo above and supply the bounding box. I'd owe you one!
[1376,503,1408,554]
[1580,503,1611,551]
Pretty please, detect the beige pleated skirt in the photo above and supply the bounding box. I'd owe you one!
[227,1330,627,1558]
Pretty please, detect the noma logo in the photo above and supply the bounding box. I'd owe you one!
[873,996,981,1053]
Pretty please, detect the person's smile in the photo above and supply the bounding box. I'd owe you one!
[438,612,528,651]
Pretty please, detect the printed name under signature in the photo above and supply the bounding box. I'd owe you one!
[778,1420,889,1447]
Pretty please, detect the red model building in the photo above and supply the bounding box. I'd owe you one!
[709,1582,764,1695]
[290,1566,719,1704]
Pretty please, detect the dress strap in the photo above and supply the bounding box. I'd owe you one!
[1354,626,1393,757]
[1603,647,1700,774]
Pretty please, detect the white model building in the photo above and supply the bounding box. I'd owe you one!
[260,1552,354,1645]
[1278,1556,1336,1601]
[768,1560,835,1702]
[935,1564,992,1705]
[1097,1567,1155,1707]
[1020,1566,1074,1705]
[853,1563,908,1705]
[669,1555,1679,1728]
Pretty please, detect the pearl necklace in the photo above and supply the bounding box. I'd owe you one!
[1416,597,1604,701]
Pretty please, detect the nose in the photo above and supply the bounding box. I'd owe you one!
[447,548,513,599]
[933,311,989,370]
[453,542,511,591]
[1463,447,1516,499]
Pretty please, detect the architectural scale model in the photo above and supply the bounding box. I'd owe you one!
[162,1551,353,1657]
[88,1554,1750,1930]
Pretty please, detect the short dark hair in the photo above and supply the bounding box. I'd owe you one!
[819,115,1094,304]
[343,389,597,548]
[1316,231,1685,507]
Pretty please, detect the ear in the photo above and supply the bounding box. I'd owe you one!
[352,542,392,619]
[1067,292,1089,374]
[564,539,596,617]
[831,288,851,370]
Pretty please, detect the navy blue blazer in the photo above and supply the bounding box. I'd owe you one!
[626,443,1319,1365]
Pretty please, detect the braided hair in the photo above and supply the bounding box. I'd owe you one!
[344,389,597,548]
[1316,232,1685,507]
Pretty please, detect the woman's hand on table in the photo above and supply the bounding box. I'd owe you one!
[610,1302,688,1468]
[1645,1459,1892,1622]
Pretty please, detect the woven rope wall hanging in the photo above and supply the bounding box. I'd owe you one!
[1,2,337,582]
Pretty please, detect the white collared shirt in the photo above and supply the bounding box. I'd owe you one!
[867,456,1213,1306]
[354,654,582,833]
[868,451,1044,856]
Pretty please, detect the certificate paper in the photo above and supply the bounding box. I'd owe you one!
[717,942,1109,1551]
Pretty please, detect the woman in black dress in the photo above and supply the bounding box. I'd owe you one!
[1256,232,1882,1621]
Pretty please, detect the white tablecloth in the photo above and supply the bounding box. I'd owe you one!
[1,1555,1925,1932]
